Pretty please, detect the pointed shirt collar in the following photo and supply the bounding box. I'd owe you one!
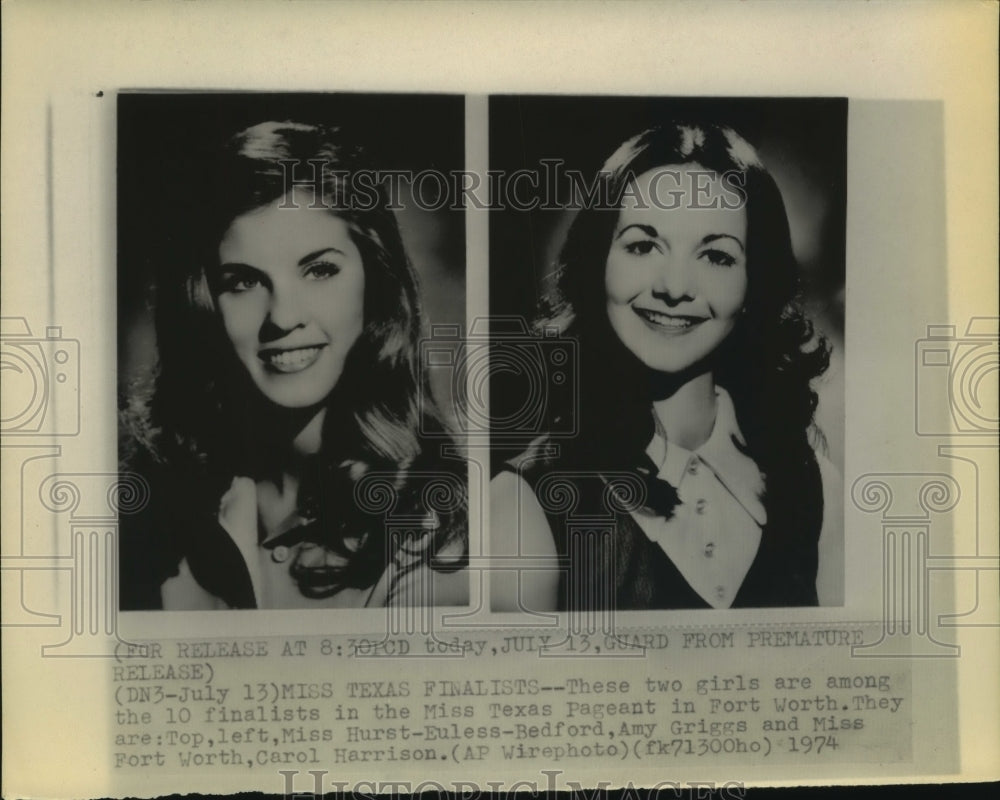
[644,386,767,526]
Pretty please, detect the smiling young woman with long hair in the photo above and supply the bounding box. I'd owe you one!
[120,121,467,610]
[491,122,842,612]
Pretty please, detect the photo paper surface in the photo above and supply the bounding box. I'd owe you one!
[2,2,997,797]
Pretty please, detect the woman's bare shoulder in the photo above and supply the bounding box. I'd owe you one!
[490,470,559,611]
[491,471,558,554]
[813,447,845,606]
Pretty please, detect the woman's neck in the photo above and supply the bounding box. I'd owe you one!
[249,403,327,477]
[253,407,326,527]
[291,407,326,458]
[650,371,718,452]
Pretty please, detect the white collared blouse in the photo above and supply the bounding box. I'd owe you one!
[491,387,843,610]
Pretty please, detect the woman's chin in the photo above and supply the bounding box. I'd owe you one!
[252,373,342,412]
[261,393,332,415]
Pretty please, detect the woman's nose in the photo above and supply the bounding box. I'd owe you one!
[263,282,306,333]
[650,257,694,303]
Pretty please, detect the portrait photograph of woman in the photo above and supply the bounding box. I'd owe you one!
[490,97,846,612]
[118,93,468,611]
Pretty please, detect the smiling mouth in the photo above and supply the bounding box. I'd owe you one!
[632,308,708,333]
[259,345,326,373]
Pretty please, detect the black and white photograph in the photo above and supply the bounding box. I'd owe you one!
[2,2,997,798]
[117,93,469,611]
[489,97,847,612]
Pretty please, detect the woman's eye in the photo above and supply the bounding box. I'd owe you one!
[305,261,341,279]
[702,249,737,267]
[623,240,657,256]
[219,274,262,294]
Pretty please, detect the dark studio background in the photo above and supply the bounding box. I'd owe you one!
[117,92,466,424]
[488,96,847,471]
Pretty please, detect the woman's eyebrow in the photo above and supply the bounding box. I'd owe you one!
[701,233,745,252]
[614,223,659,240]
[298,247,344,265]
[214,261,258,272]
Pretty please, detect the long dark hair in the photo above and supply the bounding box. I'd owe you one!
[535,122,830,488]
[121,121,466,602]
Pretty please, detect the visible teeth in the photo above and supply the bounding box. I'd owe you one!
[263,347,321,370]
[638,310,700,328]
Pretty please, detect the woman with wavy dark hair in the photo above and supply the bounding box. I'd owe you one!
[492,122,842,611]
[120,121,468,610]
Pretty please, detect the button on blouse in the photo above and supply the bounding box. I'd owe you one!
[630,387,766,609]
